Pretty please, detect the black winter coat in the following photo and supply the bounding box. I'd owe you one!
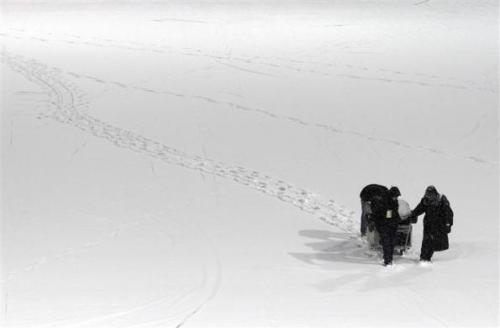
[360,184,388,202]
[412,195,454,251]
[373,196,401,231]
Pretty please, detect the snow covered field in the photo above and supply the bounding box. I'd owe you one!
[1,0,498,327]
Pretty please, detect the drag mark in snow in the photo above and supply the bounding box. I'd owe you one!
[1,52,357,235]
[71,140,89,158]
[338,73,473,91]
[402,287,450,326]
[9,120,13,146]
[152,18,215,24]
[4,293,8,318]
[414,0,431,6]
[214,59,281,78]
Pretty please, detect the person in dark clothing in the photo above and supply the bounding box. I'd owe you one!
[410,186,454,263]
[372,186,402,266]
[359,184,388,236]
[388,186,401,200]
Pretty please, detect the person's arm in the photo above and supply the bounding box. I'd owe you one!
[410,199,426,223]
[442,196,454,232]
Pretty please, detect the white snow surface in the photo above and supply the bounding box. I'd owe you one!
[1,1,498,327]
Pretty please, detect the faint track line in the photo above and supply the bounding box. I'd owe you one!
[0,28,492,92]
[2,29,496,166]
[5,53,493,167]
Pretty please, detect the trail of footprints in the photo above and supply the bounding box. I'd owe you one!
[2,51,358,240]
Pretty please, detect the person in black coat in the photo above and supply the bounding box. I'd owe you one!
[359,184,388,236]
[410,186,454,262]
[372,186,402,266]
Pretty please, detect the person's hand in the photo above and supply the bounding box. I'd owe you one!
[445,224,452,233]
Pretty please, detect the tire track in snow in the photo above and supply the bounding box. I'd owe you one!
[123,211,223,328]
[3,211,220,328]
[67,209,222,328]
[402,286,451,326]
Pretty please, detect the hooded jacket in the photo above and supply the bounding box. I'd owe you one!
[412,194,454,251]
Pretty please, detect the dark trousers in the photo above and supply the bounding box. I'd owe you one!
[420,234,435,261]
[378,225,397,264]
[360,200,371,235]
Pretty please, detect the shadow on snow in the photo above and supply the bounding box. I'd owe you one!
[289,230,438,292]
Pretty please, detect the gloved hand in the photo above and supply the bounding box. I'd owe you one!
[409,212,418,224]
[445,224,452,233]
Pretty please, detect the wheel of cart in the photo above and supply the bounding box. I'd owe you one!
[366,222,412,255]
[394,223,412,255]
[396,198,413,255]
